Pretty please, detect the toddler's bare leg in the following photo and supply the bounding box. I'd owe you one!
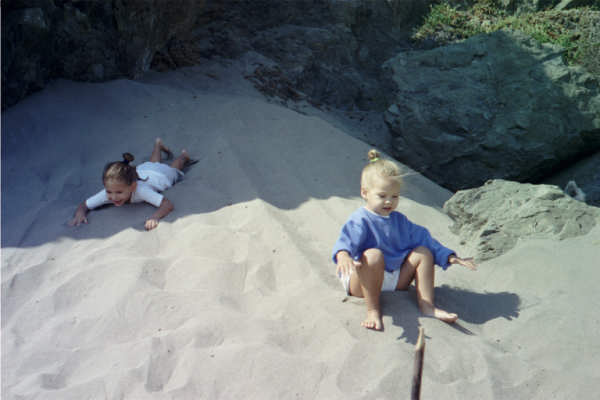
[397,246,458,323]
[170,149,191,171]
[348,248,385,330]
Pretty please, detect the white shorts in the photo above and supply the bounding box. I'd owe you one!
[136,162,184,192]
[338,269,401,295]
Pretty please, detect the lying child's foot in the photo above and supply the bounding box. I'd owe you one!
[171,149,198,171]
[361,309,384,331]
[181,149,199,167]
[156,138,174,160]
[420,303,458,323]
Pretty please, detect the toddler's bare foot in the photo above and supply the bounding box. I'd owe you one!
[419,303,458,323]
[361,310,384,331]
[430,308,458,323]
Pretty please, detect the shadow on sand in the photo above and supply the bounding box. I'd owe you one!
[380,285,520,344]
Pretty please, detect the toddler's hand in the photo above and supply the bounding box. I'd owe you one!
[145,218,159,231]
[452,256,477,271]
[336,251,359,277]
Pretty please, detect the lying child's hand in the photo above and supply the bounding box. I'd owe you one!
[68,214,88,226]
[145,218,159,231]
[449,254,477,271]
[69,203,89,226]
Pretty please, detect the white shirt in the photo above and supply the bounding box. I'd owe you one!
[85,180,164,209]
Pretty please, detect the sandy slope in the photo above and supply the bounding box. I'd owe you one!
[2,59,599,399]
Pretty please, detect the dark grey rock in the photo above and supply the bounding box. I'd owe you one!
[187,0,436,111]
[2,0,203,109]
[443,179,600,261]
[383,30,600,191]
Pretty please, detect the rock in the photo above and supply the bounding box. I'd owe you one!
[188,0,436,110]
[1,0,203,109]
[1,5,54,109]
[443,179,600,261]
[383,29,600,191]
[3,0,434,110]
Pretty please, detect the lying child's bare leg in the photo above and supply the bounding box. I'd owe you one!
[170,149,191,171]
[397,246,458,323]
[348,248,385,331]
[151,138,172,163]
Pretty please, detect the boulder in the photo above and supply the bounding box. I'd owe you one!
[443,179,600,261]
[383,29,600,191]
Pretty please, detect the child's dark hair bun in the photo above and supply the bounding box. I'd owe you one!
[122,153,135,164]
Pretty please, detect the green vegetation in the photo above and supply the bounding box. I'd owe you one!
[414,1,599,74]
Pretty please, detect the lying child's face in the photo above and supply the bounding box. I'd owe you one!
[104,179,136,207]
[361,175,400,217]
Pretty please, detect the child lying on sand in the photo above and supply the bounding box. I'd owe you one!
[332,150,477,330]
[69,138,196,231]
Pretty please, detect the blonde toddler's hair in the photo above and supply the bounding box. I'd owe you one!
[361,149,402,189]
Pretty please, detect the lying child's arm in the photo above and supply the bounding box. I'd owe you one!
[144,197,174,231]
[448,254,477,270]
[69,202,90,226]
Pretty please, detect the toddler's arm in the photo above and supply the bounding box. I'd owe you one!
[144,197,174,230]
[448,254,477,270]
[69,202,90,226]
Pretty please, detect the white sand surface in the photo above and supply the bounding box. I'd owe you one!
[2,58,600,399]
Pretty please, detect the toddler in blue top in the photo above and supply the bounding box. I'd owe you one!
[332,150,476,330]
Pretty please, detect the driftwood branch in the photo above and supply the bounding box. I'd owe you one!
[411,327,425,400]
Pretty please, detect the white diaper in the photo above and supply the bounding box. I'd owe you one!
[338,268,401,294]
[136,162,184,192]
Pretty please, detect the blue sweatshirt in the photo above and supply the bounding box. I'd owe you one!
[332,207,454,272]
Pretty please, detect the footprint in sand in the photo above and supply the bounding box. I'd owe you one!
[40,370,67,390]
[194,324,225,348]
[145,337,177,392]
[2,261,48,322]
[140,259,169,289]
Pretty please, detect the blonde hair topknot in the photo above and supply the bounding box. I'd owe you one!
[361,149,402,189]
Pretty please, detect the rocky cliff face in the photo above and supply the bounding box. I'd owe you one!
[2,0,203,109]
[178,0,437,111]
[2,0,436,110]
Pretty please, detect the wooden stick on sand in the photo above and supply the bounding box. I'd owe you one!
[411,327,425,400]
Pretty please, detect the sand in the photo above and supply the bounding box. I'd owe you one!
[2,58,600,399]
